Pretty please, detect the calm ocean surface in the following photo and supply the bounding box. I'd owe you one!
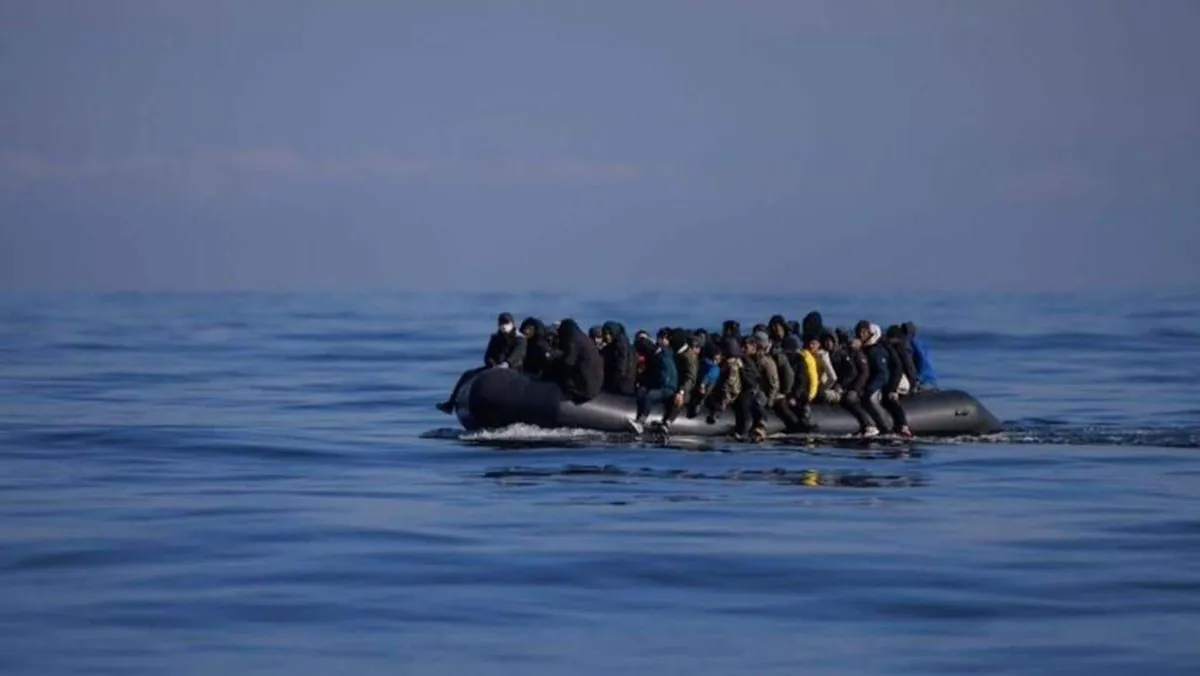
[2,291,1199,675]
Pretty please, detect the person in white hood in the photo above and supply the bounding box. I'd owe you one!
[854,320,913,437]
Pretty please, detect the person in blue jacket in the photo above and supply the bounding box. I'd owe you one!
[685,335,720,419]
[628,327,678,433]
[903,321,938,390]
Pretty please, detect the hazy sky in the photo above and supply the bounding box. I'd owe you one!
[1,0,1197,292]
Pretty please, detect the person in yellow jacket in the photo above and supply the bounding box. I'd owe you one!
[784,333,822,432]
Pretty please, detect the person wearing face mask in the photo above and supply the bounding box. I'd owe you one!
[436,312,526,414]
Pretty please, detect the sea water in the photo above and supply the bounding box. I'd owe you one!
[2,291,1198,675]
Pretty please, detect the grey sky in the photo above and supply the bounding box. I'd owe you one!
[1,0,1197,292]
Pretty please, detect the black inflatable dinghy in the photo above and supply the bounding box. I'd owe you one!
[453,367,1002,437]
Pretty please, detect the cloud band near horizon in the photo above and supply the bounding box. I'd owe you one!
[0,150,642,192]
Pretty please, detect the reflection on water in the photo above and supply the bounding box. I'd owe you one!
[483,464,927,490]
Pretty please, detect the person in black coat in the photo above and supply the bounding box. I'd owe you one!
[855,320,911,437]
[553,318,605,404]
[882,325,914,437]
[767,314,791,343]
[600,321,637,395]
[519,316,554,379]
[632,331,657,389]
[841,329,876,435]
[437,312,526,414]
[886,324,920,392]
[801,311,824,339]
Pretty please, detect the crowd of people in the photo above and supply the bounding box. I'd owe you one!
[437,311,939,441]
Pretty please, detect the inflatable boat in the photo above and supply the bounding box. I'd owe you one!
[452,367,1003,437]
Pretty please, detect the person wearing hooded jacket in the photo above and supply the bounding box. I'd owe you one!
[747,332,778,400]
[689,336,720,419]
[855,320,911,437]
[736,333,772,440]
[882,326,914,436]
[765,334,802,432]
[629,327,679,432]
[632,331,656,388]
[786,334,819,404]
[769,331,796,406]
[782,333,821,432]
[662,328,698,427]
[767,315,791,343]
[747,331,783,436]
[482,313,526,370]
[819,332,846,403]
[588,325,604,349]
[600,321,637,395]
[801,311,824,339]
[553,318,605,404]
[519,317,554,379]
[728,337,763,440]
[903,321,939,390]
[841,329,876,435]
[720,319,741,341]
[816,340,839,396]
[886,324,918,394]
[437,312,526,414]
[705,338,745,435]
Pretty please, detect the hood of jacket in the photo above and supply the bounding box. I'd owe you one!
[668,328,690,352]
[558,318,583,340]
[601,320,626,337]
[520,317,546,338]
[864,323,883,347]
[721,337,743,359]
